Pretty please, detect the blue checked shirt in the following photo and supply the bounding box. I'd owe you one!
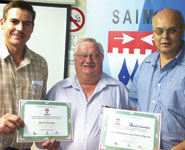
[129,41,185,149]
[41,72,128,150]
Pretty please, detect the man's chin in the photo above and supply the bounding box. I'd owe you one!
[159,46,172,52]
[84,72,94,75]
[83,71,96,77]
[11,41,25,46]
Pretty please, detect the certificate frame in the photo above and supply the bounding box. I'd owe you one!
[18,100,72,142]
[99,108,161,150]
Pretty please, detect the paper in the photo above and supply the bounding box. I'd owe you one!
[17,100,72,142]
[99,108,161,150]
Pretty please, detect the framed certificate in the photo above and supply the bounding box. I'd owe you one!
[99,107,161,150]
[17,100,72,142]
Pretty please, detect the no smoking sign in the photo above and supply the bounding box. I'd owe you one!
[70,7,85,32]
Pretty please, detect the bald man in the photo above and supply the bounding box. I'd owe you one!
[129,8,185,150]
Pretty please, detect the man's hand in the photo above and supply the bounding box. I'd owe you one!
[40,139,60,150]
[0,113,24,134]
[171,141,185,150]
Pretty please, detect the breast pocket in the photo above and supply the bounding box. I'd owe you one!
[163,78,185,109]
[32,81,43,99]
[97,106,104,129]
[161,78,185,123]
[98,105,116,129]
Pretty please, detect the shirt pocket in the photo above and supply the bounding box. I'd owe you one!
[32,81,44,99]
[98,105,116,129]
[162,78,185,116]
[167,78,184,106]
[97,106,104,129]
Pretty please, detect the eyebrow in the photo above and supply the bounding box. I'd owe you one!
[154,26,177,29]
[10,18,33,23]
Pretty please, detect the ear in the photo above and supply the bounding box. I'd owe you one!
[101,54,104,61]
[30,23,34,34]
[180,24,185,39]
[0,18,5,29]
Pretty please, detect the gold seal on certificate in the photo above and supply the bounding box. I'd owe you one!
[17,100,72,142]
[99,107,161,150]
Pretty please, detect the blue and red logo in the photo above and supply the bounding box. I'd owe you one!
[108,31,157,87]
[44,108,50,116]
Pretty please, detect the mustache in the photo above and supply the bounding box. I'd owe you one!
[83,63,95,67]
[160,40,171,43]
[13,31,24,36]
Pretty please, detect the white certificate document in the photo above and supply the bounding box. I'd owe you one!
[17,100,72,142]
[99,108,161,150]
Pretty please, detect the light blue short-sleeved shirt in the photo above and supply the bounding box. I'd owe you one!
[129,41,185,149]
[45,72,128,150]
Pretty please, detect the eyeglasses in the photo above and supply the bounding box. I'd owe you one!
[75,53,102,60]
[153,27,179,36]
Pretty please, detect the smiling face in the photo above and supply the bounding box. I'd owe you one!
[152,9,184,58]
[0,8,34,49]
[74,40,104,82]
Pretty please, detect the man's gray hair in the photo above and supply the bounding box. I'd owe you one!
[74,38,104,55]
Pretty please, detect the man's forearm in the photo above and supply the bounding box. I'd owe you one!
[131,107,137,111]
[171,140,185,150]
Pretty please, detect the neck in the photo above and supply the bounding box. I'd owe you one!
[160,44,182,69]
[77,75,101,102]
[6,44,25,66]
[81,84,97,102]
[160,51,180,68]
[77,73,101,85]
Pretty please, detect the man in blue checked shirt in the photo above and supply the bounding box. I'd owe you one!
[129,8,185,150]
[37,38,129,150]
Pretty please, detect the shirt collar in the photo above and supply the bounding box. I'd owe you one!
[60,72,118,90]
[176,41,185,65]
[145,50,160,66]
[0,42,34,61]
[0,42,10,59]
[59,75,80,89]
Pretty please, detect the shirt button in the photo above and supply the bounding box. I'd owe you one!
[16,84,20,88]
[157,83,160,87]
[152,100,155,104]
[84,137,87,140]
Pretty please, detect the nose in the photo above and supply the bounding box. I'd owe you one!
[161,30,169,39]
[85,55,93,62]
[16,22,24,31]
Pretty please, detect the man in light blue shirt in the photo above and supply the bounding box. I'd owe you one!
[129,8,185,150]
[39,38,129,150]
